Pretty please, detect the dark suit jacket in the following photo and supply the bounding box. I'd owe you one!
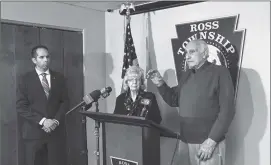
[16,69,69,139]
[114,91,162,124]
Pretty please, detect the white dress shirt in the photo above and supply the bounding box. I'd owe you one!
[35,67,51,88]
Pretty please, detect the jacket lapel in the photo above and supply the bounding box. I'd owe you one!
[48,70,57,101]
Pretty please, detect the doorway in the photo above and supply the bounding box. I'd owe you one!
[0,21,87,165]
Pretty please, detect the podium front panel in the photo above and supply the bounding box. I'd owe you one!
[103,123,143,165]
[80,111,178,165]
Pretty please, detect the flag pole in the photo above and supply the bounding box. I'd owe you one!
[120,2,134,29]
[124,2,131,46]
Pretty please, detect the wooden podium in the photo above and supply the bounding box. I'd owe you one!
[80,111,180,165]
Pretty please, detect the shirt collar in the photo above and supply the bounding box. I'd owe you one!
[35,67,50,76]
[190,61,211,73]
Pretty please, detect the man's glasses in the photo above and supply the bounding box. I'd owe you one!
[185,48,208,57]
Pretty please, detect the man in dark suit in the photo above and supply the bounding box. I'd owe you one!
[16,45,69,165]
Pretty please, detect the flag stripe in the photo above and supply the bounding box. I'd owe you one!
[121,22,138,79]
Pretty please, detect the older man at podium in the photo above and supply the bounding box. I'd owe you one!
[114,66,162,124]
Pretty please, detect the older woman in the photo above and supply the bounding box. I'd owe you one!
[114,66,162,124]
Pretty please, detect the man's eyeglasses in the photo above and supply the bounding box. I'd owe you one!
[185,48,207,57]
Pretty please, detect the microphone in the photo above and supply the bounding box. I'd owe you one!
[82,87,112,110]
[100,86,112,99]
[140,98,152,117]
[83,86,112,104]
[66,87,112,115]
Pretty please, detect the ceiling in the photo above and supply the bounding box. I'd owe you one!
[57,1,152,12]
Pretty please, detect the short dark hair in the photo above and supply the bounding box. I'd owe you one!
[31,45,49,58]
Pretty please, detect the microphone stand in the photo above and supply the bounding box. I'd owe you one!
[80,105,88,165]
[93,101,100,165]
[65,103,90,165]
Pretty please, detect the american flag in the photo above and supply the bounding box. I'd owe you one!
[121,21,138,79]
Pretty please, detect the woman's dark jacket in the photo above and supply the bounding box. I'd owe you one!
[113,90,162,124]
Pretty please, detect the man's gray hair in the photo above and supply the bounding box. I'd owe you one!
[188,39,209,58]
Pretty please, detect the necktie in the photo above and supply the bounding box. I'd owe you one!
[41,73,50,98]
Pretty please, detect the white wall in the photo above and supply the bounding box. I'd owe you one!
[106,2,270,165]
[1,2,106,165]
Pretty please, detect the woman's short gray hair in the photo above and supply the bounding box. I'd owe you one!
[122,66,146,91]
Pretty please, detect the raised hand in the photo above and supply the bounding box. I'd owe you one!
[146,69,164,87]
